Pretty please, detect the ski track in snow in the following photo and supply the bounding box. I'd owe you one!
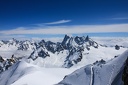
[90,65,93,85]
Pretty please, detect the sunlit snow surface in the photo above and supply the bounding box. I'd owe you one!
[58,50,128,85]
[0,37,128,85]
[0,60,76,85]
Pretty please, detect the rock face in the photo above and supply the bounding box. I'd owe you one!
[59,35,99,68]
[28,35,87,68]
[18,40,36,50]
[58,50,128,85]
[0,55,19,73]
[115,45,120,50]
[122,58,128,85]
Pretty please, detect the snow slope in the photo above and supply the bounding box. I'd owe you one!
[58,50,128,85]
[0,60,76,85]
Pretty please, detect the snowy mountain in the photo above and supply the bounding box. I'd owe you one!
[0,35,128,85]
[0,35,127,67]
[58,50,128,85]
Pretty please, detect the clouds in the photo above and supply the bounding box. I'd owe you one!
[0,23,128,40]
[0,23,128,35]
[34,20,71,26]
[44,20,71,25]
[0,34,27,40]
[111,17,128,20]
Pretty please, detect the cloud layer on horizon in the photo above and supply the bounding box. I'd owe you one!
[0,23,128,40]
[0,23,128,35]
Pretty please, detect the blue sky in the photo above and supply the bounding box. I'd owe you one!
[0,0,128,40]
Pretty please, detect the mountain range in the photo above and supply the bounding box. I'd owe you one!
[0,35,127,85]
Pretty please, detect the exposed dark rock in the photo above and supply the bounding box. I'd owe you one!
[115,45,120,50]
[45,41,56,53]
[74,36,85,45]
[122,58,128,85]
[38,50,50,58]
